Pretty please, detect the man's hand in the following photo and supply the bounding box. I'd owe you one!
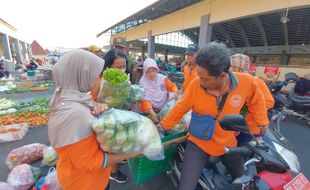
[92,103,109,115]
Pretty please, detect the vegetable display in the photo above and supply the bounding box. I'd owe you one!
[92,108,164,160]
[0,112,49,126]
[158,100,192,135]
[98,68,132,108]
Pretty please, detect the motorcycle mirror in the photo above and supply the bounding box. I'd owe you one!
[219,114,250,133]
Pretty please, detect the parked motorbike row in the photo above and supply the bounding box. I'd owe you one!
[167,72,309,190]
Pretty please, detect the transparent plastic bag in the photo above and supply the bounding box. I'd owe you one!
[98,79,131,108]
[6,143,47,170]
[158,100,192,135]
[43,168,60,190]
[128,85,144,104]
[0,182,14,190]
[92,108,164,160]
[41,146,58,167]
[7,164,41,190]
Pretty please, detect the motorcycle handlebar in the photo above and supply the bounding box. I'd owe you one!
[224,146,252,156]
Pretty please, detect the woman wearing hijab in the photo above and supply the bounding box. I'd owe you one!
[48,49,138,190]
[139,58,178,123]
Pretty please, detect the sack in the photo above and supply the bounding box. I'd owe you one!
[158,100,191,135]
[7,164,41,190]
[92,108,164,160]
[0,182,14,190]
[188,112,216,140]
[6,143,48,170]
[41,146,58,167]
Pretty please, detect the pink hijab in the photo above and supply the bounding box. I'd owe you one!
[139,58,169,110]
[48,49,105,148]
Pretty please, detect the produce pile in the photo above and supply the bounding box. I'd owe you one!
[92,108,164,160]
[0,144,60,190]
[158,100,192,135]
[0,81,53,94]
[0,98,50,126]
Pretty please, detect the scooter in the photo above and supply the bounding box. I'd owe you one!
[168,115,306,190]
[268,75,310,125]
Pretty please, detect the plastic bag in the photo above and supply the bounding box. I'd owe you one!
[158,100,192,135]
[0,182,14,190]
[6,143,48,170]
[92,108,164,160]
[41,146,58,167]
[128,85,144,103]
[34,168,60,190]
[98,78,131,108]
[7,164,41,190]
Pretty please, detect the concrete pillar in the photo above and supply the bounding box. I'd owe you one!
[13,39,22,63]
[147,31,155,59]
[165,49,168,62]
[199,15,212,48]
[2,34,12,60]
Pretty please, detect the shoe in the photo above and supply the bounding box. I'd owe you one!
[121,160,128,164]
[109,170,128,184]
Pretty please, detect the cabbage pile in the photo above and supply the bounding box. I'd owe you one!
[158,100,192,135]
[92,108,164,160]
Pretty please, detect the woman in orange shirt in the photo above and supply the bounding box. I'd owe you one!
[140,58,178,123]
[48,49,138,190]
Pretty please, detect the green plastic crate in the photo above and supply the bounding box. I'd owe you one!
[129,132,185,185]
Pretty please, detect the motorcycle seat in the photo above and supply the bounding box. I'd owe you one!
[288,95,310,104]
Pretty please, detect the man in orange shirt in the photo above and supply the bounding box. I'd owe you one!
[230,53,274,142]
[160,43,268,190]
[182,44,199,93]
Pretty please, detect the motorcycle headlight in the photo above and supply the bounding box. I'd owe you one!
[273,142,300,173]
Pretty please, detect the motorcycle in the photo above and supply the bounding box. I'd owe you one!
[168,114,307,190]
[267,73,310,125]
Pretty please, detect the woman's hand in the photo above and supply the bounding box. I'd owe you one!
[173,92,178,101]
[92,103,109,115]
[148,110,159,124]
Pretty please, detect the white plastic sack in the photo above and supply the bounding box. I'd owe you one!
[7,164,41,190]
[44,168,61,190]
[158,100,192,135]
[6,143,48,170]
[92,108,164,160]
[0,182,14,190]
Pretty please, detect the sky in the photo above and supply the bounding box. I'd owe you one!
[1,0,157,49]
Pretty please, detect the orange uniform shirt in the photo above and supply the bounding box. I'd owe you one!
[162,72,268,156]
[182,65,197,92]
[55,134,111,190]
[141,78,178,112]
[245,77,274,134]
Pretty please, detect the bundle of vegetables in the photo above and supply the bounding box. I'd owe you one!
[6,143,48,170]
[98,68,131,108]
[158,100,192,135]
[92,108,164,160]
[7,164,41,190]
[41,146,58,167]
[0,112,49,127]
[15,98,51,114]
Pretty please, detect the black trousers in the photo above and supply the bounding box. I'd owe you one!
[178,141,244,190]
